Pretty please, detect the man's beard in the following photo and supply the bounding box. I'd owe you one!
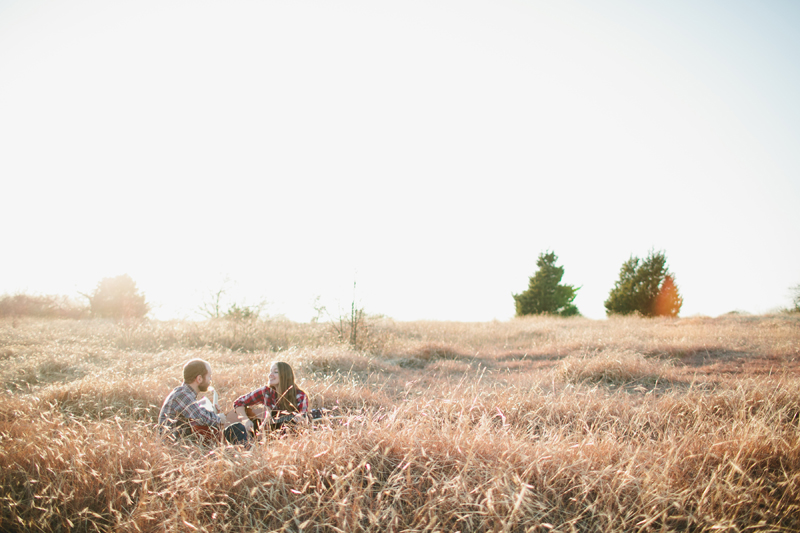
[198,380,210,392]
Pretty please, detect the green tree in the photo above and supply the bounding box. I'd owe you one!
[86,274,149,319]
[790,283,800,313]
[513,252,580,317]
[604,251,683,317]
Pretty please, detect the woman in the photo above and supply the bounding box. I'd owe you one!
[233,361,309,434]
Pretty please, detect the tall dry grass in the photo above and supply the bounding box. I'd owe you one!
[1,315,799,532]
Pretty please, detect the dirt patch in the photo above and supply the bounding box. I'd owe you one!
[672,350,800,378]
[496,351,564,363]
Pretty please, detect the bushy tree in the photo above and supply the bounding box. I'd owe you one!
[87,274,149,319]
[604,251,683,317]
[791,283,800,313]
[514,252,580,317]
[653,274,683,317]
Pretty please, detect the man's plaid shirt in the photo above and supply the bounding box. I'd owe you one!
[158,384,222,436]
[233,385,308,415]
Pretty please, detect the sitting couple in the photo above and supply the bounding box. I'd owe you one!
[157,358,308,445]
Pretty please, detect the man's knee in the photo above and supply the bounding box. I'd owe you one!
[224,422,249,444]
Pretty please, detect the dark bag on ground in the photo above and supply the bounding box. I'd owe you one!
[270,409,324,430]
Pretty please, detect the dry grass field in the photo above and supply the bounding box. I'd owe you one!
[1,314,799,532]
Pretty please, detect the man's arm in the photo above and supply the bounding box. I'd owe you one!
[174,390,224,427]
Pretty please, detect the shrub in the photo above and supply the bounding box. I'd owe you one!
[86,275,149,319]
[225,304,259,321]
[0,293,88,319]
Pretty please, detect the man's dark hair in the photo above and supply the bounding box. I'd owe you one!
[183,359,209,384]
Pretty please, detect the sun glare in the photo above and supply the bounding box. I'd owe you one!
[0,0,798,320]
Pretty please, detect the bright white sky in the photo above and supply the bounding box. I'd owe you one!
[1,0,798,322]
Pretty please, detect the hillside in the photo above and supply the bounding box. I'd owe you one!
[1,315,798,532]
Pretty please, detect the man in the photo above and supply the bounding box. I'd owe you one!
[158,359,246,444]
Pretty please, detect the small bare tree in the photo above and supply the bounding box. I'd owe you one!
[328,280,368,349]
[310,295,326,324]
[198,278,234,319]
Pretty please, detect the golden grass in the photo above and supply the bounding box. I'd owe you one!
[1,315,799,532]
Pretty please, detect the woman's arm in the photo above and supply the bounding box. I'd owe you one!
[233,386,269,409]
[293,389,310,424]
[233,386,269,431]
[296,390,309,415]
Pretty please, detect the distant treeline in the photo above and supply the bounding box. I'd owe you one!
[0,293,88,319]
[3,264,799,321]
[1,274,148,320]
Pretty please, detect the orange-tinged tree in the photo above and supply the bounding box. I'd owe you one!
[605,251,682,317]
[653,274,683,317]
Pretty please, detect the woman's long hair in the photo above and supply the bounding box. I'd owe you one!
[272,361,299,413]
